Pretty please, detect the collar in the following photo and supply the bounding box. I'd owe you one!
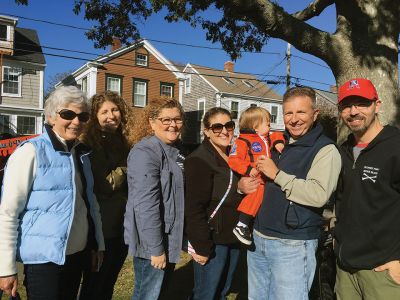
[43,123,90,154]
[284,123,323,147]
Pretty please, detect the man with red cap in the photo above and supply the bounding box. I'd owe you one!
[334,78,400,299]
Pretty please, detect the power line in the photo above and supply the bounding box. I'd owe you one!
[292,54,330,69]
[3,13,280,55]
[2,12,338,73]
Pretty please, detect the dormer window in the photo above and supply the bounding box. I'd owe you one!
[222,77,234,85]
[0,24,9,41]
[136,53,148,67]
[243,80,254,88]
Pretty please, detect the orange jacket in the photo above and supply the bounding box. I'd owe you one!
[228,130,270,176]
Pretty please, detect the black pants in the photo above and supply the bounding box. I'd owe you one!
[80,237,128,300]
[24,250,90,300]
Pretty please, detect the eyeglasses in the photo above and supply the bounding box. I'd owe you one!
[208,121,235,134]
[157,117,184,125]
[57,109,90,122]
[338,101,373,112]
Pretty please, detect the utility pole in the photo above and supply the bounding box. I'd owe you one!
[286,43,291,90]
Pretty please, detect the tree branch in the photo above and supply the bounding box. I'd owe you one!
[226,0,334,61]
[292,0,334,21]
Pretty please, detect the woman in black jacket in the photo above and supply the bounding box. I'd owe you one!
[185,107,243,300]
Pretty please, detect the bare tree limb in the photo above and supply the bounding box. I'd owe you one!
[292,0,335,21]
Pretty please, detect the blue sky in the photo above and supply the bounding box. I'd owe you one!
[2,0,337,95]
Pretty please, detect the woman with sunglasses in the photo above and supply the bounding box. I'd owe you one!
[124,97,185,300]
[79,91,130,300]
[0,86,104,299]
[184,107,244,300]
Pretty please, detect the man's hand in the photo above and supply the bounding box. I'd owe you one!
[192,253,209,266]
[238,177,262,194]
[151,253,167,270]
[91,250,104,272]
[256,156,280,180]
[0,275,18,297]
[374,260,400,284]
[249,168,259,178]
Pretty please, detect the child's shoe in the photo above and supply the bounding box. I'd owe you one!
[233,225,252,245]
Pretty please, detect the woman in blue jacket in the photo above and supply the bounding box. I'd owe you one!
[124,97,185,300]
[0,86,104,299]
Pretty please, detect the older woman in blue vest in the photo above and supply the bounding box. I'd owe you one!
[124,97,185,300]
[0,86,105,300]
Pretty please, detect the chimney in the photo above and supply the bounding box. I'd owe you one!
[224,61,234,73]
[111,37,122,52]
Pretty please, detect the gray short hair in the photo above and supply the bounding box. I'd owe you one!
[44,86,89,123]
[283,86,317,109]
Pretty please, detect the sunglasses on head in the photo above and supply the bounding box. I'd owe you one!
[208,121,235,134]
[57,109,90,122]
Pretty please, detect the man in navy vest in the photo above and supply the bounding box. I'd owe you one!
[249,86,341,300]
[334,78,400,299]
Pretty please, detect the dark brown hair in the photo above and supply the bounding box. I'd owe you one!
[203,107,232,128]
[81,91,130,149]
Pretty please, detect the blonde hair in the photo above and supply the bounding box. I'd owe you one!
[239,107,271,130]
[127,97,184,146]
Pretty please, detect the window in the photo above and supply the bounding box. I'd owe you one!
[133,80,147,107]
[198,99,205,120]
[160,83,174,98]
[223,77,234,85]
[2,66,22,96]
[136,53,148,66]
[0,115,11,133]
[0,25,8,41]
[231,101,239,119]
[271,105,278,123]
[17,116,36,135]
[106,75,122,95]
[243,80,254,88]
[81,76,88,93]
[185,75,191,94]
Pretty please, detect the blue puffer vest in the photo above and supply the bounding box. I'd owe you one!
[255,124,334,240]
[16,128,95,265]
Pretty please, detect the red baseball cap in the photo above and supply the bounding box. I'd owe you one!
[338,78,378,103]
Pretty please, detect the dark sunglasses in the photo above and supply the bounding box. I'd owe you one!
[57,109,90,122]
[208,121,235,134]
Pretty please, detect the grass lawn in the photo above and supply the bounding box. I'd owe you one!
[6,250,248,300]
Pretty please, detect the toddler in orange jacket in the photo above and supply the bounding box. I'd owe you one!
[228,107,284,245]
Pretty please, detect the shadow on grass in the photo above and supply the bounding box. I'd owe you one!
[160,247,248,300]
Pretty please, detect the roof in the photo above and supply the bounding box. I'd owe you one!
[315,89,337,105]
[69,39,184,80]
[188,64,282,100]
[5,27,46,65]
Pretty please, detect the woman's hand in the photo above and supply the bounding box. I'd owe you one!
[192,253,209,266]
[238,177,262,194]
[91,250,104,272]
[151,253,167,270]
[0,275,18,297]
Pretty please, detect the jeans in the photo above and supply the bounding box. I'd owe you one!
[247,233,318,300]
[191,244,240,300]
[131,257,175,300]
[80,237,128,300]
[24,250,90,300]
